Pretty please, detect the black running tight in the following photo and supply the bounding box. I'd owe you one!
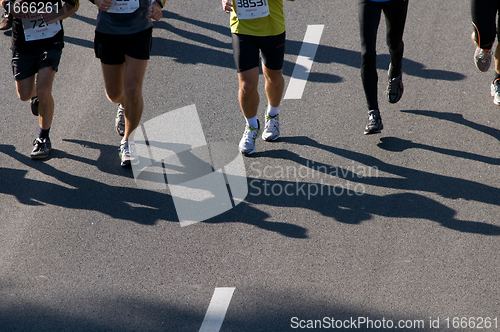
[359,0,408,111]
[471,0,500,50]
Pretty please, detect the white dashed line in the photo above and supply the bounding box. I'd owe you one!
[284,24,325,100]
[199,287,235,332]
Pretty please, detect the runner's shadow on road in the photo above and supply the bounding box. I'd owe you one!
[279,136,500,206]
[64,36,95,49]
[203,197,309,239]
[70,13,97,26]
[245,137,500,235]
[286,42,466,81]
[378,136,500,166]
[0,144,176,225]
[378,109,500,165]
[160,11,231,46]
[0,143,308,238]
[400,109,500,143]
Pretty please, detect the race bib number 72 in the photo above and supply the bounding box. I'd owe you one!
[235,0,270,20]
[22,7,61,42]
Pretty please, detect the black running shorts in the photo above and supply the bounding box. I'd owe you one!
[232,32,286,73]
[94,27,153,65]
[11,49,62,81]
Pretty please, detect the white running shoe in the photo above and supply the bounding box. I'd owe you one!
[238,120,261,155]
[491,79,500,106]
[262,114,280,141]
[119,141,139,167]
[115,104,125,136]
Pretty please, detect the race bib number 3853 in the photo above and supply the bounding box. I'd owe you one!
[235,0,270,20]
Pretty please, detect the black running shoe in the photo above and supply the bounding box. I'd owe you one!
[31,97,39,116]
[364,111,383,135]
[387,65,404,104]
[31,137,52,159]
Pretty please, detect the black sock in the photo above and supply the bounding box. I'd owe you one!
[494,73,500,82]
[39,127,50,139]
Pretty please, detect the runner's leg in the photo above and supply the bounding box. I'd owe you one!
[101,62,126,106]
[262,66,284,108]
[471,0,497,49]
[122,55,148,141]
[359,0,382,111]
[34,66,56,130]
[238,67,260,119]
[383,0,408,78]
[15,75,36,102]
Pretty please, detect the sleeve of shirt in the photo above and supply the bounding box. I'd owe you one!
[64,0,80,7]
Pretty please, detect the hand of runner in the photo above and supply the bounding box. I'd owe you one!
[222,0,233,14]
[147,2,162,21]
[3,0,28,19]
[0,0,10,11]
[96,0,113,12]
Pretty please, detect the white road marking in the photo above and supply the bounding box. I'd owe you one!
[284,24,325,100]
[199,287,235,332]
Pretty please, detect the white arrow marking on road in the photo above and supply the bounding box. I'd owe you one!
[284,24,325,100]
[199,287,235,332]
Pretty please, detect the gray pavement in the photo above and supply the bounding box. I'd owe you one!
[1,1,499,331]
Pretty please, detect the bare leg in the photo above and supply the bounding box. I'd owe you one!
[35,66,56,130]
[121,55,148,141]
[238,67,260,119]
[262,65,284,108]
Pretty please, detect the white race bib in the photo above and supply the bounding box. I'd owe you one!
[235,0,270,20]
[22,9,61,42]
[107,0,140,14]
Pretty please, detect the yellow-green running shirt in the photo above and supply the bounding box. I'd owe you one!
[230,0,286,36]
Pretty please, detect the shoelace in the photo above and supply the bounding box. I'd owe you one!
[266,118,278,129]
[34,137,45,145]
[368,114,380,124]
[120,142,129,154]
[243,127,258,142]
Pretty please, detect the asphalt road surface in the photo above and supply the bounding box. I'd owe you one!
[1,1,499,331]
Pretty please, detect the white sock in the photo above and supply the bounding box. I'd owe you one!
[245,115,259,129]
[267,105,279,117]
